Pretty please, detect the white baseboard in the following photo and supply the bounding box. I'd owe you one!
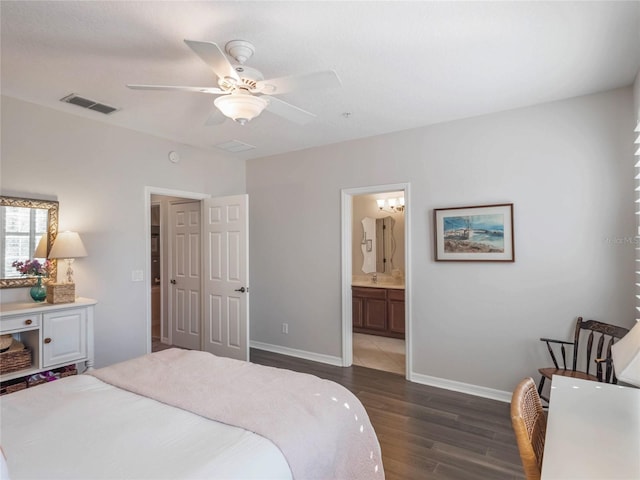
[409,372,511,403]
[250,341,511,402]
[250,341,343,367]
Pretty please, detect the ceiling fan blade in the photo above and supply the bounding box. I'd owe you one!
[127,84,224,94]
[264,96,316,125]
[257,70,341,95]
[184,39,240,83]
[204,109,227,126]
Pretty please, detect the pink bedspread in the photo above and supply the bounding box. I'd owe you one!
[90,348,384,480]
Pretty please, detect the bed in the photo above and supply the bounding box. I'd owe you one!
[1,348,384,479]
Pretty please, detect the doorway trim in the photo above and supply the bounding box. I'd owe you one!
[144,186,210,354]
[341,182,412,378]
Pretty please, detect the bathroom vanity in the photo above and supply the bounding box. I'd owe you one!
[352,285,404,339]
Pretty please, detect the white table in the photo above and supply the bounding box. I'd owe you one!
[541,375,640,479]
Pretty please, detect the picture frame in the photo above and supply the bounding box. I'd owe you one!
[434,203,514,262]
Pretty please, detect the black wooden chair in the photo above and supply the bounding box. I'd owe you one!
[537,317,629,403]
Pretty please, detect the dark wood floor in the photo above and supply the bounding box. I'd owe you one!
[250,349,525,480]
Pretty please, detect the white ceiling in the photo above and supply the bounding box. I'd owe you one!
[2,1,639,161]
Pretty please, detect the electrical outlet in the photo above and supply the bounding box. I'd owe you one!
[282,323,288,334]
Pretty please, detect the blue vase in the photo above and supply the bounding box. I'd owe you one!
[30,276,46,302]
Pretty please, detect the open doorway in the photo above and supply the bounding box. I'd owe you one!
[145,187,210,354]
[341,183,411,378]
[352,192,406,374]
[145,188,251,361]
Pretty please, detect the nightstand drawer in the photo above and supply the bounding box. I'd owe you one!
[1,314,41,333]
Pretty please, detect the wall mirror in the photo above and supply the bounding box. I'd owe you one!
[361,216,396,274]
[0,196,58,288]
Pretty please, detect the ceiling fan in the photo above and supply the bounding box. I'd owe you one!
[127,39,341,126]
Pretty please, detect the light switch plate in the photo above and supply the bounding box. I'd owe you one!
[131,270,144,282]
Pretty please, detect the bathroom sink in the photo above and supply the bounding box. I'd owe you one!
[351,279,404,289]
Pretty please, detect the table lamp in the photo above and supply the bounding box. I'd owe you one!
[33,234,48,258]
[48,231,88,284]
[612,321,640,388]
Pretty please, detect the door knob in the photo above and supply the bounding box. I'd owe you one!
[44,338,52,344]
[234,287,247,293]
[170,279,176,285]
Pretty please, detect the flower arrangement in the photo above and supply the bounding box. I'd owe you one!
[12,259,51,277]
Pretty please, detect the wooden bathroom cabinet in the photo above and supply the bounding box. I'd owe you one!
[352,286,404,339]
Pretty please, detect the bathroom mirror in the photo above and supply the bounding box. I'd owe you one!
[360,216,396,274]
[0,196,58,288]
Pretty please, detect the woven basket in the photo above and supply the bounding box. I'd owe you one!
[27,365,78,388]
[0,341,31,374]
[26,374,47,388]
[59,365,78,377]
[0,378,27,396]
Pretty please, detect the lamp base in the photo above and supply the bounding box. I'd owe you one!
[64,258,75,284]
[46,283,75,304]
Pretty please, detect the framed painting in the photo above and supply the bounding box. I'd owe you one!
[434,203,514,262]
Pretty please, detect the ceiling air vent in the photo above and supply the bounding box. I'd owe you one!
[60,94,119,115]
[214,140,256,153]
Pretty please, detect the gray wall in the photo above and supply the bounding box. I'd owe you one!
[247,87,636,395]
[2,86,635,397]
[1,95,245,368]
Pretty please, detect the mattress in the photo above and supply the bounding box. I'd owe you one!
[0,374,293,479]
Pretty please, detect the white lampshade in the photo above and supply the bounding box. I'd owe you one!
[48,231,88,259]
[214,93,268,125]
[48,231,87,284]
[612,321,640,388]
[376,199,385,209]
[398,197,405,207]
[34,234,48,258]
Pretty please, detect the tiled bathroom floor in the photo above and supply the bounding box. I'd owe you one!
[353,333,405,375]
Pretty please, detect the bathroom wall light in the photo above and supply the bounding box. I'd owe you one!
[376,197,405,213]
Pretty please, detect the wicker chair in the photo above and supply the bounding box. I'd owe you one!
[511,377,547,480]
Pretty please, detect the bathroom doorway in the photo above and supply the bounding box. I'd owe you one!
[341,183,411,378]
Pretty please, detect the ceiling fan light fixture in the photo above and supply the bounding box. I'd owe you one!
[214,94,268,125]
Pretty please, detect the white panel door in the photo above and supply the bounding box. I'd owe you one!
[202,195,249,361]
[169,201,201,350]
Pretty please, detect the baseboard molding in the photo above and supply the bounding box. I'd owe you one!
[409,372,511,403]
[250,341,343,367]
[251,341,511,402]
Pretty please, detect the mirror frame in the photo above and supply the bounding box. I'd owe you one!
[0,196,59,289]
